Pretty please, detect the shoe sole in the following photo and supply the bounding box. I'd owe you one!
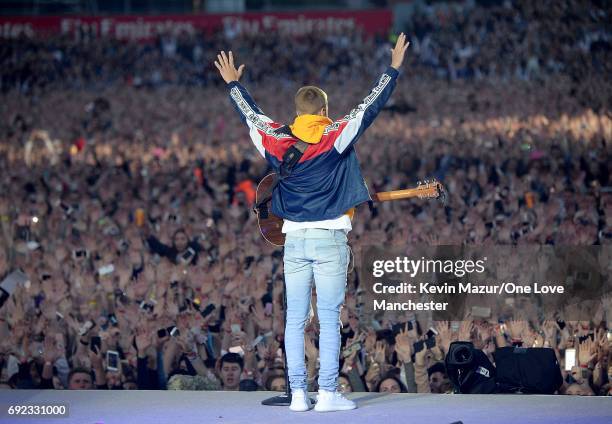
[289,402,313,412]
[314,405,357,412]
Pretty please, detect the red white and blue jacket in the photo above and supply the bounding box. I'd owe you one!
[227,66,399,222]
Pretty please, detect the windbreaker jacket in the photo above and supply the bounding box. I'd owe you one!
[228,66,399,222]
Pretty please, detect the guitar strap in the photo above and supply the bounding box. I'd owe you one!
[254,128,310,218]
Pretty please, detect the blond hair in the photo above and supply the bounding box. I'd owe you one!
[295,86,328,115]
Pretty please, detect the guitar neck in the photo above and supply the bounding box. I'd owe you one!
[372,188,425,202]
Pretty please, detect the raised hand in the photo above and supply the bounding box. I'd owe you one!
[363,328,377,353]
[390,32,410,70]
[542,320,558,347]
[373,341,386,364]
[214,51,245,84]
[88,344,104,368]
[265,338,280,364]
[458,320,474,342]
[43,335,60,363]
[578,338,597,366]
[506,320,526,341]
[394,328,413,363]
[435,321,453,355]
[135,325,152,355]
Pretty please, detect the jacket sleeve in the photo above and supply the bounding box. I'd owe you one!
[227,81,281,158]
[402,361,418,393]
[137,356,151,389]
[156,348,167,390]
[414,361,431,393]
[146,235,174,259]
[345,366,368,392]
[330,66,399,154]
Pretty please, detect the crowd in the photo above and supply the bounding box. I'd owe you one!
[0,0,611,395]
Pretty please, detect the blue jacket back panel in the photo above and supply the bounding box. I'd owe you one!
[227,67,399,222]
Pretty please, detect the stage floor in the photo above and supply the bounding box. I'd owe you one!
[1,390,611,424]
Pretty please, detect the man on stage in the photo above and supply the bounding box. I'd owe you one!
[215,33,409,412]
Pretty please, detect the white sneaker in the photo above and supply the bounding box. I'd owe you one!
[314,389,357,412]
[289,389,313,412]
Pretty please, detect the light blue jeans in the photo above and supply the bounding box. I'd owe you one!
[283,228,350,392]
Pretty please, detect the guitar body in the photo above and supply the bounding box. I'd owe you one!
[254,173,445,247]
[255,173,286,246]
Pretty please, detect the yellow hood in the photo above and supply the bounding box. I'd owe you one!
[289,114,333,144]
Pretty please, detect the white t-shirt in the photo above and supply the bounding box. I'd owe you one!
[282,214,352,233]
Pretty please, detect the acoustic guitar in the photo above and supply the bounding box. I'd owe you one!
[254,173,446,246]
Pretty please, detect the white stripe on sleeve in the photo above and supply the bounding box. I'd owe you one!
[333,73,392,153]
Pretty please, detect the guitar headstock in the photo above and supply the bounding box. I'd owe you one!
[416,179,447,204]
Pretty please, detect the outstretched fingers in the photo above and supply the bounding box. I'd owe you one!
[394,33,403,49]
[215,50,244,82]
[393,32,409,52]
[217,51,229,69]
[403,38,410,53]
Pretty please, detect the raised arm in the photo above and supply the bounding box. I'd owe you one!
[331,33,410,154]
[215,50,279,158]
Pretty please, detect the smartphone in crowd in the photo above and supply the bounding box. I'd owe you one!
[26,241,40,251]
[391,322,404,334]
[98,264,115,276]
[139,300,155,313]
[342,342,362,358]
[79,320,96,336]
[413,335,435,352]
[229,345,245,356]
[180,247,196,265]
[200,303,216,319]
[169,326,180,338]
[565,348,576,371]
[16,225,30,241]
[413,340,425,353]
[157,328,168,339]
[426,327,438,339]
[60,202,73,216]
[250,331,274,349]
[106,350,119,371]
[90,336,101,353]
[108,314,118,326]
[72,249,89,260]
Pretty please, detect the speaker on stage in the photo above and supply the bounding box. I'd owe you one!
[494,346,563,394]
